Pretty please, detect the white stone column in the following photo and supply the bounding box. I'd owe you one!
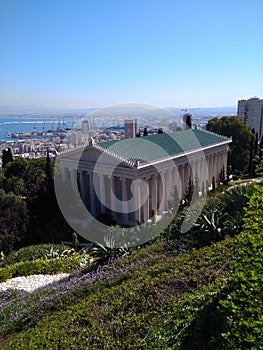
[175,165,182,199]
[214,153,220,184]
[164,169,172,210]
[79,170,87,205]
[184,163,190,194]
[201,158,205,190]
[196,160,200,184]
[213,153,218,182]
[157,172,164,215]
[121,177,128,225]
[221,152,225,172]
[110,176,117,221]
[204,157,208,183]
[191,161,195,181]
[171,167,175,191]
[104,175,111,211]
[200,157,206,191]
[179,165,183,196]
[126,178,135,223]
[134,179,141,222]
[226,150,229,173]
[89,172,96,216]
[99,174,106,214]
[150,174,158,216]
[212,155,216,183]
[179,165,185,197]
[208,155,213,184]
[142,177,149,222]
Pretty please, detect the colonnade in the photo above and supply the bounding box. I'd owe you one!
[60,149,228,225]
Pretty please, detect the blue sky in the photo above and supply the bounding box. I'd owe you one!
[0,0,262,109]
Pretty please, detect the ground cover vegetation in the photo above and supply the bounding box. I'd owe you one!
[0,182,262,349]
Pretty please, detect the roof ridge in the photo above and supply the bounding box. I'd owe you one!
[94,143,136,168]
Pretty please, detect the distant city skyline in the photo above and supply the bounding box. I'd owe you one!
[1,0,262,109]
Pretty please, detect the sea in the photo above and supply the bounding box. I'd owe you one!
[0,116,77,141]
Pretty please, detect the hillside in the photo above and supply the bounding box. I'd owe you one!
[0,184,262,349]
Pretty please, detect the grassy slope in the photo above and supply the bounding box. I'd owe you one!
[1,237,235,349]
[2,184,262,349]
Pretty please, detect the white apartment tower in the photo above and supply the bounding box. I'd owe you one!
[237,97,263,139]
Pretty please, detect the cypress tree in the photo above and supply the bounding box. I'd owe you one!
[2,148,13,168]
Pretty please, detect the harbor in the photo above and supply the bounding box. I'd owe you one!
[0,117,77,141]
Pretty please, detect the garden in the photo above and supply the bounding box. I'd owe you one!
[0,183,262,349]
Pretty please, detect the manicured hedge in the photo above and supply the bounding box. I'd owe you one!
[0,256,81,282]
[1,244,72,267]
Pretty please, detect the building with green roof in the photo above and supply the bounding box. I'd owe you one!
[58,129,231,226]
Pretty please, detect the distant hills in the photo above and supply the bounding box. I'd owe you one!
[0,104,237,117]
[0,105,96,116]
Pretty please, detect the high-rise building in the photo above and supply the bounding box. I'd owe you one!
[124,119,138,138]
[183,113,192,129]
[82,119,92,133]
[237,97,263,139]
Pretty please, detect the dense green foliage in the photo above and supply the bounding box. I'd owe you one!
[253,149,263,177]
[1,243,73,267]
[219,185,263,349]
[0,255,81,282]
[164,185,253,246]
[0,155,73,250]
[206,116,256,175]
[1,148,13,168]
[0,191,29,254]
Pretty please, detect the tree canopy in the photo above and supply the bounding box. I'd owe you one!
[206,116,256,175]
[1,148,13,168]
[0,191,29,254]
[0,154,72,250]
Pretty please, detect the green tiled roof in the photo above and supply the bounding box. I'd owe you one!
[97,129,230,165]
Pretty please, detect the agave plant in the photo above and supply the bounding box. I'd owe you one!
[42,245,76,260]
[221,185,252,215]
[90,233,131,265]
[193,206,228,244]
[224,211,244,236]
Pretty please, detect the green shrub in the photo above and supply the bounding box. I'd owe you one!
[219,184,263,349]
[1,244,72,267]
[0,255,81,282]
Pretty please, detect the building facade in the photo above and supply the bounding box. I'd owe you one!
[57,129,231,226]
[124,119,138,138]
[237,97,263,139]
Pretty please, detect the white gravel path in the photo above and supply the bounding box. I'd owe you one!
[0,273,70,293]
